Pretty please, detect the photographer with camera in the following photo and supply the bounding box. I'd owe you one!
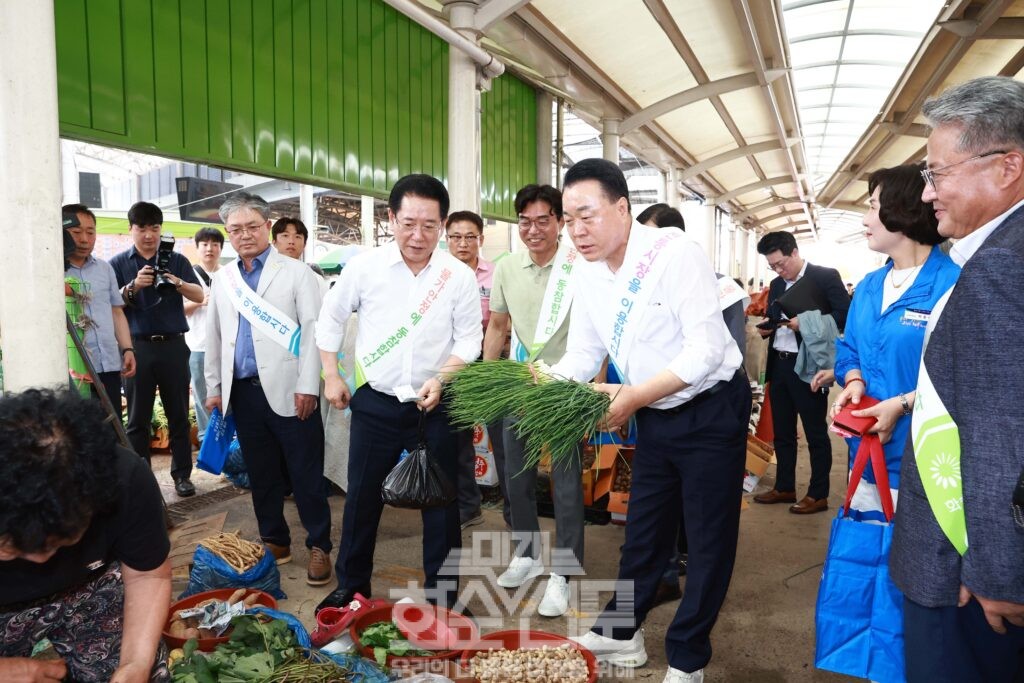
[110,202,204,497]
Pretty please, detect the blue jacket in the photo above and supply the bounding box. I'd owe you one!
[833,246,960,492]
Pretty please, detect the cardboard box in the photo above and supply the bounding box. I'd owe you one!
[743,435,774,493]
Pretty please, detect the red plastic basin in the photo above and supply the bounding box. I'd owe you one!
[349,603,478,666]
[460,630,598,683]
[164,588,277,652]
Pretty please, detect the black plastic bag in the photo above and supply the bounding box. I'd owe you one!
[381,412,456,509]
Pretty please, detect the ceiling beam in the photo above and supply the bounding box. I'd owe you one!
[732,0,818,236]
[712,176,794,206]
[747,208,809,226]
[679,140,787,182]
[474,0,532,31]
[794,59,904,70]
[733,196,803,221]
[619,73,762,134]
[789,29,924,43]
[983,16,1024,39]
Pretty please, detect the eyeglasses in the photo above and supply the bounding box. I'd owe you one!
[226,223,265,237]
[447,234,479,243]
[920,150,1007,189]
[767,254,791,272]
[396,222,440,234]
[518,213,554,230]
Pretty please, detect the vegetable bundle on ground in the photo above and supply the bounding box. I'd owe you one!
[446,360,610,470]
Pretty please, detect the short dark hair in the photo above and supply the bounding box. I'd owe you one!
[757,231,798,256]
[563,159,631,210]
[635,203,685,230]
[128,201,163,227]
[446,211,484,233]
[388,174,450,219]
[271,217,309,241]
[514,184,563,219]
[193,227,224,246]
[309,263,325,277]
[0,389,119,553]
[867,163,942,246]
[62,203,96,222]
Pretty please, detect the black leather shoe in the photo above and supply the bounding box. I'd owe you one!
[653,581,682,607]
[315,584,371,615]
[174,477,196,497]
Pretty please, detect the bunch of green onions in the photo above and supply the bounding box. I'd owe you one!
[445,360,611,470]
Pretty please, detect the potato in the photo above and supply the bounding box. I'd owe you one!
[168,648,185,667]
[167,619,187,638]
[182,627,200,640]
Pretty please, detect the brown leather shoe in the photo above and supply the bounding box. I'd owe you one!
[264,542,292,566]
[753,489,797,505]
[789,496,829,514]
[307,547,332,586]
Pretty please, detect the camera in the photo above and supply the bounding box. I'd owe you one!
[154,234,178,293]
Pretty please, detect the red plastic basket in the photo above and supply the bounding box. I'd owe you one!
[349,603,478,666]
[164,588,277,652]
[460,630,598,683]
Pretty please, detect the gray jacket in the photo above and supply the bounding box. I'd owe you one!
[793,310,838,383]
[890,205,1024,607]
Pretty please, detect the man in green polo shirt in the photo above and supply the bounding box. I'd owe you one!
[483,184,584,618]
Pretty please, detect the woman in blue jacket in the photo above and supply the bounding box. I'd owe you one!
[830,163,960,522]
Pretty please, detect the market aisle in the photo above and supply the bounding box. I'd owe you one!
[167,416,857,682]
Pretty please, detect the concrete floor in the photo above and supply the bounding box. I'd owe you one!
[158,423,858,682]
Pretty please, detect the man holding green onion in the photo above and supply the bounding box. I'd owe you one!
[483,184,584,618]
[315,174,483,614]
[555,159,749,683]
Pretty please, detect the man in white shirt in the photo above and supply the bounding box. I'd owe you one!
[551,159,749,683]
[484,184,584,618]
[183,227,222,443]
[316,174,483,613]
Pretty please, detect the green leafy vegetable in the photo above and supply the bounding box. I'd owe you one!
[358,620,434,665]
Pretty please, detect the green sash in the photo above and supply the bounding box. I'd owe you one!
[912,339,967,555]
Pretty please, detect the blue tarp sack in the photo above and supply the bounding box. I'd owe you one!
[815,434,905,683]
[197,407,235,475]
[179,544,286,600]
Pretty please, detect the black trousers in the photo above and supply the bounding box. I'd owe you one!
[592,372,750,673]
[904,596,1024,682]
[230,378,331,552]
[767,351,832,499]
[124,337,192,479]
[335,386,461,606]
[91,371,123,421]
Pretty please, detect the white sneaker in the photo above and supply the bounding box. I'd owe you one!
[496,555,544,588]
[537,573,570,617]
[664,666,704,682]
[569,629,648,668]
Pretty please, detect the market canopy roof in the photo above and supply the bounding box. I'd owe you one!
[415,0,1024,241]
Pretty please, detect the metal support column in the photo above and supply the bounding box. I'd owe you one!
[445,0,482,213]
[601,118,620,163]
[299,184,316,262]
[0,0,68,390]
[536,91,553,186]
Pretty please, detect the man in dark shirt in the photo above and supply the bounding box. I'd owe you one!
[110,202,204,496]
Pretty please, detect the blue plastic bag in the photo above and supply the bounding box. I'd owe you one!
[197,408,235,475]
[815,435,905,683]
[179,544,285,600]
[222,438,250,489]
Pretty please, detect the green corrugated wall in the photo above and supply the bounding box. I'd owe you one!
[54,0,536,221]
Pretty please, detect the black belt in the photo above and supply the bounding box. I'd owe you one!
[651,371,742,415]
[134,333,184,342]
[772,349,797,359]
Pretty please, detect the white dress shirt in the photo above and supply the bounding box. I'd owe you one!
[772,259,808,353]
[551,224,742,409]
[316,242,483,395]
